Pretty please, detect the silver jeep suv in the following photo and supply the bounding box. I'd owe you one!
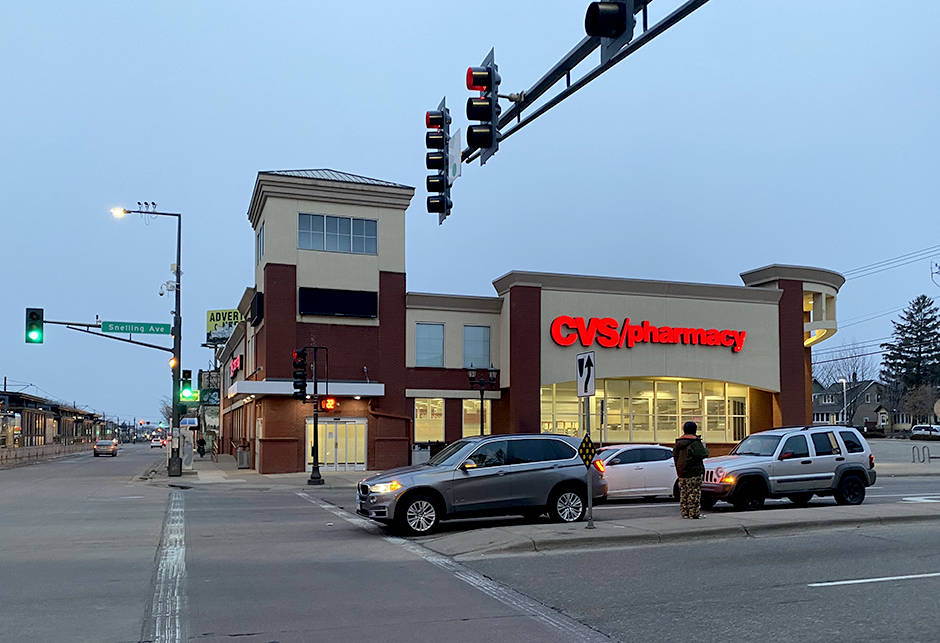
[357,433,607,535]
[702,425,876,510]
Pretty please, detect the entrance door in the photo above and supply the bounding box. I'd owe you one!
[306,418,367,471]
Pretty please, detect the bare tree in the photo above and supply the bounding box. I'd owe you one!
[813,344,878,387]
[902,384,938,424]
[159,396,173,426]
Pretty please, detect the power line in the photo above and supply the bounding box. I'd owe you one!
[843,244,940,280]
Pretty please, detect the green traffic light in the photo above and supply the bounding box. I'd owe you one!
[181,388,193,399]
[27,329,42,342]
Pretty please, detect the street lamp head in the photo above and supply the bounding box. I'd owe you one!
[110,207,128,218]
[467,365,477,381]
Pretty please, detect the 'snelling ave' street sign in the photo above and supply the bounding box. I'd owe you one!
[101,321,171,335]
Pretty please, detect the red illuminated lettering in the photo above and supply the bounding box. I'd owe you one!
[549,316,746,353]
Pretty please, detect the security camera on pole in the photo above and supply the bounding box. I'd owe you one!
[576,350,597,529]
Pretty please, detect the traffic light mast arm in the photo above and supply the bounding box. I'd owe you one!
[461,0,710,164]
[64,324,174,353]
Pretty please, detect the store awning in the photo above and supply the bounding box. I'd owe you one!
[227,380,384,399]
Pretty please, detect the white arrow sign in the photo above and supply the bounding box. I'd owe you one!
[576,351,595,398]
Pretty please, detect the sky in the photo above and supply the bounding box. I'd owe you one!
[2,1,938,421]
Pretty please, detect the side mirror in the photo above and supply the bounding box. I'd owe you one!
[779,452,794,461]
[459,460,478,471]
[609,458,621,465]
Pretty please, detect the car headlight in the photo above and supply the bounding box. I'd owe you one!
[368,481,402,494]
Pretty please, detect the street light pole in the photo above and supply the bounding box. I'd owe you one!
[111,204,182,474]
[839,378,848,426]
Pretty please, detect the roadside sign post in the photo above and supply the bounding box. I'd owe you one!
[577,350,596,529]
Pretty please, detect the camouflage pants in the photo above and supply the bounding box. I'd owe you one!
[679,476,702,518]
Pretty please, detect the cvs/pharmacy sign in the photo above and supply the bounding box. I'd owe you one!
[550,316,746,353]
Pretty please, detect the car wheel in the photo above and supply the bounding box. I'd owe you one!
[834,476,866,505]
[672,481,680,501]
[396,494,441,536]
[700,494,718,509]
[549,487,586,523]
[787,493,813,507]
[731,482,765,511]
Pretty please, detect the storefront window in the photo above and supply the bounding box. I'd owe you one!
[629,381,654,442]
[728,383,748,441]
[414,398,444,442]
[462,399,491,437]
[540,377,751,445]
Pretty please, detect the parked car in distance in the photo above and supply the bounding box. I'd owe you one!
[702,425,876,510]
[911,425,940,438]
[93,440,118,457]
[150,438,165,448]
[357,433,607,535]
[595,444,678,500]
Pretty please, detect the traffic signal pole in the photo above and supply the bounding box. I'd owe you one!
[460,0,711,165]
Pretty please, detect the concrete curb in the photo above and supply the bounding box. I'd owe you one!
[424,510,940,559]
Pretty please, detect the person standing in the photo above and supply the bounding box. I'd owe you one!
[673,421,709,519]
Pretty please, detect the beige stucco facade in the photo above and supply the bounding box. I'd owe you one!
[539,284,783,393]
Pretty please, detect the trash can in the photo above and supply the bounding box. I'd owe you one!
[237,446,251,469]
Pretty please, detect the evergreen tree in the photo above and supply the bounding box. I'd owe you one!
[880,295,940,392]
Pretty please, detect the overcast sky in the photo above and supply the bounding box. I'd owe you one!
[3,1,938,421]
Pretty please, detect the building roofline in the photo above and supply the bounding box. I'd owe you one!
[491,270,783,304]
[406,292,503,314]
[740,264,845,291]
[247,171,415,227]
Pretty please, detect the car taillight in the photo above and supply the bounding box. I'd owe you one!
[869,453,875,469]
[593,460,606,474]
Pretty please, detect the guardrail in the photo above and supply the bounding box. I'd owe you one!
[0,443,90,467]
[912,445,940,464]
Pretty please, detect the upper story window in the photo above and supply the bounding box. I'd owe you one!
[255,222,265,264]
[416,323,444,367]
[299,213,377,255]
[463,325,491,368]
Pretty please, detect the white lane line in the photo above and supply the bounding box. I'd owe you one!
[809,571,940,588]
[143,490,187,643]
[295,492,610,642]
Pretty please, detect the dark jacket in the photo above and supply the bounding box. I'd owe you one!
[673,435,709,478]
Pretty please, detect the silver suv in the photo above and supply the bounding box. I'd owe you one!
[357,434,607,535]
[701,425,876,510]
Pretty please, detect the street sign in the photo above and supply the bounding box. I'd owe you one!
[578,433,596,468]
[102,321,171,335]
[576,351,595,397]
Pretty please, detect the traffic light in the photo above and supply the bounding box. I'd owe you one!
[292,349,308,400]
[25,308,44,344]
[465,48,500,165]
[180,369,193,401]
[426,98,453,224]
[585,1,650,64]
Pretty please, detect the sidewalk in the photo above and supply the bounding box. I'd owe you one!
[176,454,375,489]
[416,501,940,559]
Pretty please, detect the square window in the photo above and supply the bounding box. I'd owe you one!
[463,326,490,369]
[416,323,444,367]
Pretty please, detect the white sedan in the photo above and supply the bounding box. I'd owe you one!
[596,444,679,500]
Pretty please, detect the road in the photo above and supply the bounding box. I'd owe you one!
[2,446,939,642]
[0,445,594,642]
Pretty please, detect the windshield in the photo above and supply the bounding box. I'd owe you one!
[427,440,473,467]
[595,448,617,461]
[731,434,782,456]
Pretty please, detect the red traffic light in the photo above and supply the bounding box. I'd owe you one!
[426,110,444,129]
[466,66,492,92]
